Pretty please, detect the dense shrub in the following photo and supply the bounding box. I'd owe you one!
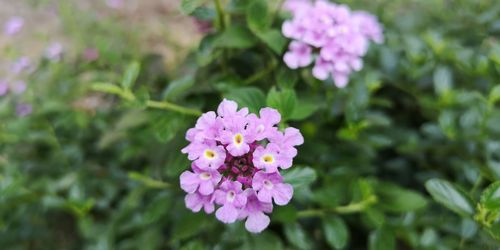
[1,0,500,249]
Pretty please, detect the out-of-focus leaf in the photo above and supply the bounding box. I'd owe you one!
[246,0,270,32]
[289,99,319,121]
[480,181,500,210]
[91,82,124,96]
[256,30,287,54]
[128,172,170,189]
[284,223,311,250]
[425,179,475,217]
[489,85,500,105]
[433,66,452,96]
[376,182,428,212]
[225,87,266,113]
[275,66,298,88]
[215,25,258,49]
[180,0,205,14]
[369,227,395,250]
[121,61,140,89]
[266,87,297,121]
[163,75,195,102]
[282,167,317,189]
[323,215,349,249]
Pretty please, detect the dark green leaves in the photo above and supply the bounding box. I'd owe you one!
[425,179,475,217]
[284,223,311,250]
[376,182,428,212]
[323,216,349,249]
[369,228,395,250]
[433,66,452,96]
[266,87,297,121]
[215,25,258,49]
[225,87,266,113]
[246,0,270,32]
[282,167,317,189]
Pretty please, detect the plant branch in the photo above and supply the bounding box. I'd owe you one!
[146,100,202,117]
[297,195,377,218]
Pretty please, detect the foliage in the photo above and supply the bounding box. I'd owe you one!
[1,0,500,249]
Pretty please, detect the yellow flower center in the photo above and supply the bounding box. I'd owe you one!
[204,149,216,159]
[262,154,274,164]
[233,133,244,146]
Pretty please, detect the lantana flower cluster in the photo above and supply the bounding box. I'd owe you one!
[180,99,303,233]
[282,0,383,87]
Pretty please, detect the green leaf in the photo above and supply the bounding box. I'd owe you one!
[153,113,188,143]
[480,181,500,210]
[369,228,395,250]
[256,30,287,54]
[266,87,297,121]
[225,87,266,113]
[376,182,428,212]
[289,99,319,121]
[128,172,170,189]
[323,216,349,249]
[275,66,298,88]
[246,0,270,32]
[180,0,205,14]
[121,61,140,89]
[163,75,195,102]
[284,223,311,250]
[215,25,258,49]
[91,82,124,96]
[433,66,453,96]
[272,205,297,223]
[489,85,500,105]
[425,179,475,217]
[283,167,317,189]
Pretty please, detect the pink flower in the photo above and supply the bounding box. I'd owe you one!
[180,99,303,233]
[11,81,27,95]
[180,165,222,195]
[214,181,247,223]
[11,57,30,74]
[238,190,273,233]
[4,17,24,36]
[283,41,312,69]
[106,0,124,9]
[252,171,293,205]
[281,0,383,87]
[0,80,9,96]
[185,192,215,214]
[45,42,63,61]
[16,103,32,117]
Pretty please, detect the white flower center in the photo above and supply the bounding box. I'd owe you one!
[264,180,274,189]
[256,124,265,133]
[233,133,244,146]
[226,191,236,202]
[199,172,211,180]
[204,149,216,159]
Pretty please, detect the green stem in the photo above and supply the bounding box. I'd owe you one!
[297,195,377,218]
[243,60,277,85]
[271,0,285,25]
[214,0,226,30]
[146,100,202,117]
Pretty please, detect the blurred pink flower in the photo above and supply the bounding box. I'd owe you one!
[11,57,31,74]
[12,81,27,95]
[106,0,124,9]
[3,16,24,36]
[83,48,99,61]
[0,80,9,96]
[16,103,32,117]
[45,42,63,61]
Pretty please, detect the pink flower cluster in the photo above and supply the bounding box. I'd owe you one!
[282,0,383,87]
[180,99,303,233]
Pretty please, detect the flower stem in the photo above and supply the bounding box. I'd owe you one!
[146,100,202,117]
[214,0,226,30]
[297,195,377,218]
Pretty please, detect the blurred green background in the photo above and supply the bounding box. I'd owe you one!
[1,0,500,249]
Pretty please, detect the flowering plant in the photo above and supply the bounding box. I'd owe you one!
[180,99,303,233]
[282,0,383,87]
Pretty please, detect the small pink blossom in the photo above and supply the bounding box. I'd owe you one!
[0,80,9,96]
[16,103,32,117]
[4,17,24,36]
[282,0,383,87]
[180,99,303,233]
